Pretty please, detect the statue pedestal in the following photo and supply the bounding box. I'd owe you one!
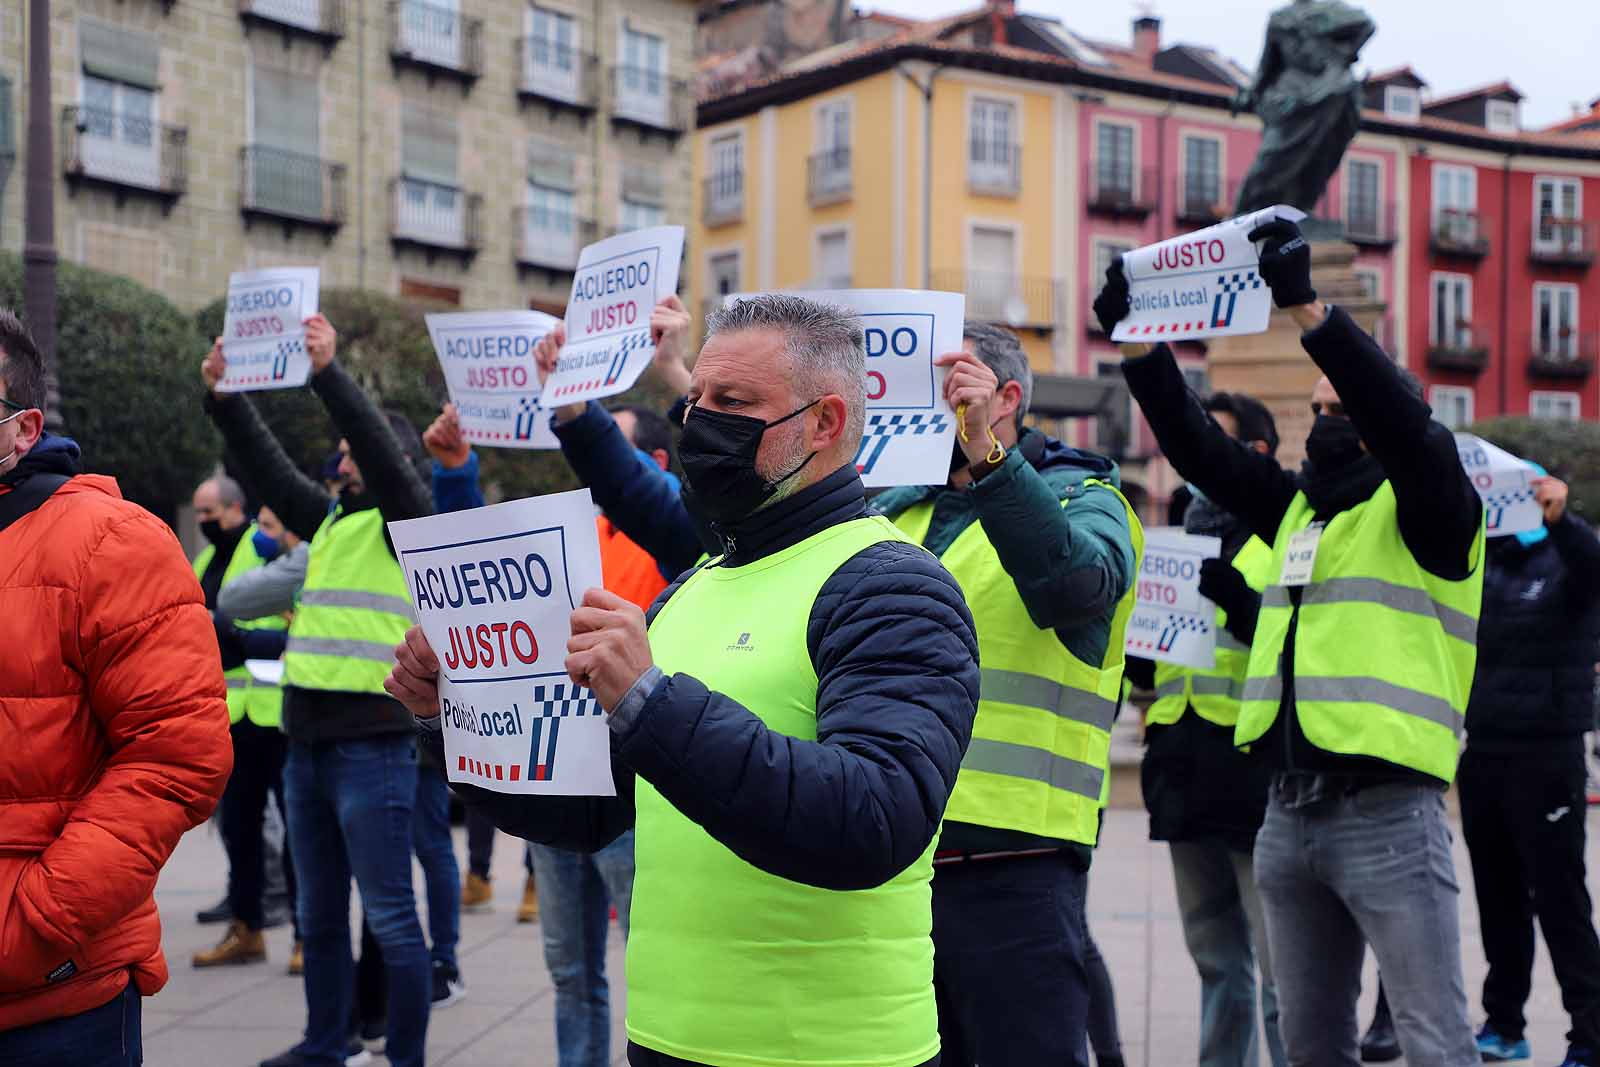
[1206,241,1387,468]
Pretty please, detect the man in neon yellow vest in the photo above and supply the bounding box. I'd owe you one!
[203,316,437,1067]
[1127,392,1286,1067]
[870,322,1141,1067]
[1097,217,1485,1066]
[387,294,982,1067]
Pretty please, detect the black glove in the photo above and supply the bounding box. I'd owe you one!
[1248,219,1316,309]
[1092,257,1131,335]
[1198,557,1251,611]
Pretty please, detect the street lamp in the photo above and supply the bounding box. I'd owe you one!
[23,0,61,431]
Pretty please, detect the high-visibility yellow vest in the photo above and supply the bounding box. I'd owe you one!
[893,479,1144,846]
[194,523,286,728]
[1235,483,1484,783]
[282,507,414,695]
[631,516,940,1067]
[1149,536,1274,729]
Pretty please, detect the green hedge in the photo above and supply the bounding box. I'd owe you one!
[1468,416,1600,524]
[0,252,215,523]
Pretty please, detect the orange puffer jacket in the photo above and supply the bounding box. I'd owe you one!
[0,474,232,1031]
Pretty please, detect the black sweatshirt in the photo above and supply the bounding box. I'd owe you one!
[1123,306,1483,783]
[205,361,433,743]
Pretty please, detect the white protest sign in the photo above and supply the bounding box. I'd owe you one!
[388,490,613,796]
[1455,433,1543,537]
[218,268,320,392]
[426,310,562,450]
[1124,528,1222,669]
[542,225,684,408]
[1111,205,1306,344]
[724,289,965,487]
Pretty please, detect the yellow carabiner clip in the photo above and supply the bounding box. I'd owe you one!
[956,403,1006,465]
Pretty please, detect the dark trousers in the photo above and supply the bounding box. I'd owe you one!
[221,718,295,932]
[932,852,1090,1067]
[0,979,141,1066]
[1460,744,1600,1047]
[466,807,497,879]
[626,1043,938,1067]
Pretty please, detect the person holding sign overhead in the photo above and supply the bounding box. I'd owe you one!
[201,316,435,1067]
[1096,216,1485,1067]
[870,321,1142,1067]
[388,293,980,1067]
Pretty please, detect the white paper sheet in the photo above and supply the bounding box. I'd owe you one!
[217,268,320,393]
[1455,434,1544,537]
[1124,528,1223,670]
[426,310,562,451]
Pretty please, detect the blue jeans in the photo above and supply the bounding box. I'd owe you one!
[285,737,431,1067]
[1171,839,1285,1067]
[1254,782,1477,1067]
[528,832,636,1067]
[0,980,141,1066]
[412,763,461,970]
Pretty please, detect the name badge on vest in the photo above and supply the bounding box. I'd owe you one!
[1280,524,1323,587]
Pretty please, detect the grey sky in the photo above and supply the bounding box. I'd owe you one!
[859,0,1597,129]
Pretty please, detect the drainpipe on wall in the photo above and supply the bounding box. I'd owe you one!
[1499,151,1513,416]
[356,0,368,289]
[898,63,946,289]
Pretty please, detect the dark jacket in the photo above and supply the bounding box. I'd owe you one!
[205,361,433,743]
[432,451,484,514]
[423,463,982,892]
[1122,306,1483,784]
[871,428,1138,862]
[1466,516,1600,751]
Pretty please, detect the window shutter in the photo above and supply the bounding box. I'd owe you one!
[402,104,458,185]
[527,136,575,190]
[80,19,160,90]
[252,66,320,156]
[621,163,663,205]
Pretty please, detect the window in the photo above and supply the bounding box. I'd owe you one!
[616,23,667,126]
[811,99,851,199]
[620,163,663,231]
[524,174,578,267]
[707,249,741,304]
[1486,99,1519,134]
[1095,122,1136,200]
[1530,391,1580,420]
[706,132,742,220]
[249,64,322,219]
[620,198,664,231]
[1430,273,1472,349]
[1428,386,1474,430]
[967,225,1018,320]
[398,104,464,246]
[398,0,462,71]
[1534,177,1582,253]
[1354,269,1381,301]
[1095,359,1132,457]
[1345,159,1381,240]
[1384,85,1419,121]
[969,97,1017,192]
[78,21,161,188]
[1534,283,1579,359]
[1181,135,1221,218]
[814,228,850,288]
[1180,365,1210,397]
[1433,164,1478,243]
[526,6,579,100]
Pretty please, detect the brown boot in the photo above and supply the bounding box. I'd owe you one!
[461,872,493,911]
[193,920,267,967]
[516,873,539,923]
[286,940,304,976]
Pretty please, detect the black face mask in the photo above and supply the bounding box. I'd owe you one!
[679,401,817,525]
[1303,414,1365,471]
[199,519,225,545]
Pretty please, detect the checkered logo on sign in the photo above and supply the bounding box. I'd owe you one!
[1158,613,1210,654]
[523,683,602,783]
[514,396,539,441]
[1484,486,1537,532]
[272,338,304,381]
[1210,271,1262,330]
[854,413,950,476]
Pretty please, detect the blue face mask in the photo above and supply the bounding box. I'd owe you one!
[252,529,281,561]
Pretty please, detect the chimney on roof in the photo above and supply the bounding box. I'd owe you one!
[1133,15,1161,64]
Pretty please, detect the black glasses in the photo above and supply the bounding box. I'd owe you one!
[0,396,25,413]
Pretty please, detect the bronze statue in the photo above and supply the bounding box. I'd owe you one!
[1232,0,1376,217]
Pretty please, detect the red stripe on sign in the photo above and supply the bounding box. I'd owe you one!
[495,765,504,780]
[510,765,521,782]
[535,764,549,782]
[458,756,466,771]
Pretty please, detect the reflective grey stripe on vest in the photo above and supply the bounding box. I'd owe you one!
[960,737,1105,802]
[1262,578,1476,645]
[1242,674,1462,734]
[982,668,1118,733]
[299,588,416,620]
[1217,630,1250,654]
[225,677,251,689]
[286,636,399,664]
[1154,678,1187,699]
[1189,676,1241,699]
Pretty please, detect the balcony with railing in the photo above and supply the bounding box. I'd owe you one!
[1426,323,1490,374]
[1430,209,1490,258]
[391,176,481,255]
[702,172,743,227]
[238,0,345,42]
[1527,331,1597,381]
[1343,202,1398,248]
[61,105,185,202]
[932,270,1062,331]
[515,206,595,273]
[808,149,851,207]
[968,145,1021,198]
[389,0,481,81]
[1086,164,1157,218]
[239,145,345,231]
[1174,176,1238,227]
[1530,219,1597,269]
[517,40,596,112]
[608,66,687,135]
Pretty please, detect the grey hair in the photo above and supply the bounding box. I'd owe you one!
[962,322,1032,430]
[205,473,246,509]
[705,293,867,444]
